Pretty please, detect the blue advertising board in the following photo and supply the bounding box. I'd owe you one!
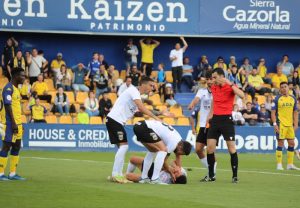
[0,0,299,38]
[18,124,299,153]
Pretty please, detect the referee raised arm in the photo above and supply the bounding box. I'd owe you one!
[206,68,244,183]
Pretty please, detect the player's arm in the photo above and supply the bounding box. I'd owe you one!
[152,39,160,46]
[5,104,18,133]
[271,109,279,133]
[139,38,145,45]
[189,116,196,135]
[134,99,161,121]
[226,79,244,99]
[293,110,298,131]
[188,97,200,110]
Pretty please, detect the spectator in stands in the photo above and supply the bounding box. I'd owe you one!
[213,56,227,71]
[271,65,288,93]
[257,58,271,84]
[196,55,211,78]
[50,52,66,80]
[166,94,177,106]
[118,76,133,96]
[19,77,31,100]
[38,50,49,77]
[170,37,188,93]
[7,50,27,78]
[1,37,18,78]
[164,83,174,102]
[156,63,166,96]
[77,106,89,124]
[99,92,113,119]
[94,64,109,98]
[228,56,237,69]
[244,67,271,99]
[242,102,258,126]
[252,97,260,112]
[87,52,100,90]
[29,97,47,123]
[232,104,245,126]
[31,74,52,103]
[277,55,294,78]
[241,57,253,75]
[265,94,273,112]
[228,65,243,88]
[54,87,70,115]
[288,81,297,97]
[27,48,48,84]
[99,54,109,70]
[107,65,118,93]
[296,62,300,75]
[258,104,271,127]
[182,57,194,90]
[124,38,138,71]
[56,64,72,91]
[84,91,99,117]
[127,64,141,87]
[71,63,89,94]
[140,37,160,77]
[235,95,245,111]
[292,70,300,97]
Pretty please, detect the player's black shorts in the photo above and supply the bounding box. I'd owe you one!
[133,121,161,143]
[207,115,235,142]
[196,127,208,145]
[106,117,127,144]
[141,161,154,178]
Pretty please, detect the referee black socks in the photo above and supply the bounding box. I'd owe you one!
[207,153,215,178]
[230,152,238,178]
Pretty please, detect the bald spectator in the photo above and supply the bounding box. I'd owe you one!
[27,48,48,84]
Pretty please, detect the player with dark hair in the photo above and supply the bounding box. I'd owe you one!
[126,156,188,184]
[106,76,162,183]
[188,71,216,181]
[133,120,192,184]
[206,68,244,183]
[0,68,26,180]
[271,82,300,170]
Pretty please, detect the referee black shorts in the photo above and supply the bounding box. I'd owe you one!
[196,127,208,145]
[207,115,235,142]
[106,117,127,144]
[133,121,161,143]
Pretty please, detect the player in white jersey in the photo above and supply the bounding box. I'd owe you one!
[106,76,161,183]
[126,156,187,184]
[133,120,192,184]
[188,71,215,181]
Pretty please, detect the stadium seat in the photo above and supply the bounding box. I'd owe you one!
[267,73,275,78]
[176,117,190,126]
[41,103,51,112]
[90,116,103,124]
[145,105,153,110]
[44,79,56,91]
[149,94,162,106]
[65,92,75,104]
[151,71,158,79]
[133,117,145,124]
[120,70,127,80]
[263,84,271,89]
[108,93,117,104]
[257,95,266,105]
[48,91,57,104]
[155,105,167,112]
[73,103,80,113]
[163,117,175,125]
[45,115,57,124]
[76,92,88,104]
[59,115,73,124]
[113,70,119,78]
[21,115,27,123]
[165,71,173,83]
[73,117,78,124]
[169,105,183,117]
[22,102,31,115]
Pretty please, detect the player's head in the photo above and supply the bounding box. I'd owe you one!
[175,141,192,156]
[205,70,213,87]
[280,82,289,95]
[174,175,187,184]
[212,68,225,85]
[139,76,155,94]
[11,67,25,85]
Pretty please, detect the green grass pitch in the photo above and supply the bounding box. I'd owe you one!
[0,151,299,208]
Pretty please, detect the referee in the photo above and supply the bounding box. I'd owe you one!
[206,68,244,183]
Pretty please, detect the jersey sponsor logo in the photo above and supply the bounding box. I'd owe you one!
[6,95,12,101]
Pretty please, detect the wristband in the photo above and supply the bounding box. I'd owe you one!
[273,122,277,126]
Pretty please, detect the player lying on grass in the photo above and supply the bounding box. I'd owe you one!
[133,120,192,184]
[126,156,187,184]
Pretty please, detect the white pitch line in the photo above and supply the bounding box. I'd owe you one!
[23,156,300,177]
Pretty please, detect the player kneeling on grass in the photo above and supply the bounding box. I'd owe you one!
[126,156,187,184]
[133,120,192,184]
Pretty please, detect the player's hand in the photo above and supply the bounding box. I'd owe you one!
[192,128,196,135]
[274,124,279,134]
[188,103,194,110]
[12,123,18,134]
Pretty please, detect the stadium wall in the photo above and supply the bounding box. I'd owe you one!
[15,123,299,153]
[1,32,300,72]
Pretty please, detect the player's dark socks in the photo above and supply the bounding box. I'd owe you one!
[230,152,238,178]
[207,153,215,178]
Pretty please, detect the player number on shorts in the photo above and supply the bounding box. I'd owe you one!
[162,122,174,131]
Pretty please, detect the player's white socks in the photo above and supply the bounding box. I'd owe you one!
[141,152,155,179]
[200,157,208,168]
[112,145,128,177]
[151,151,167,181]
[214,162,217,175]
[126,162,136,174]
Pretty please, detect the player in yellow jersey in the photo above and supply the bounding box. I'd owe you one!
[0,68,25,180]
[271,81,300,171]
